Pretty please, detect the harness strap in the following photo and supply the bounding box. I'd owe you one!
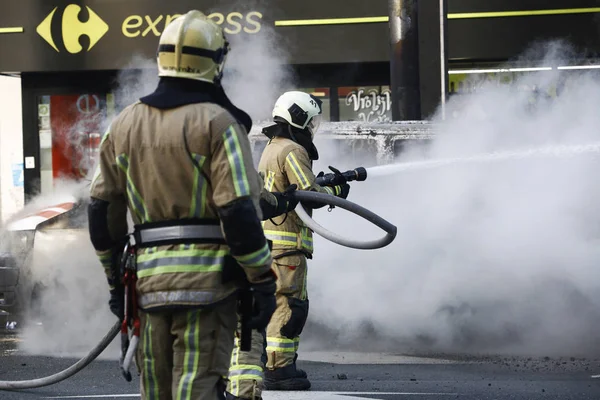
[134,219,225,248]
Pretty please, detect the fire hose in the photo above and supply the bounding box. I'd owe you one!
[0,171,397,391]
[294,191,397,249]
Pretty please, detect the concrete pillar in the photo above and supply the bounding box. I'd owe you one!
[388,0,421,121]
[0,75,24,223]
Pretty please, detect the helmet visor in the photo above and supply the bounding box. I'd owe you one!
[307,114,323,138]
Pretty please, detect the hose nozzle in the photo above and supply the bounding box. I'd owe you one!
[343,167,367,182]
[316,166,368,187]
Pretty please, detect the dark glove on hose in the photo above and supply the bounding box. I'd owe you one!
[336,183,351,199]
[109,285,124,320]
[108,246,125,320]
[273,184,299,212]
[249,278,277,330]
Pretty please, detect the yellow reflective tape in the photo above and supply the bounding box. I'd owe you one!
[229,374,263,381]
[270,239,297,246]
[143,317,159,398]
[232,337,241,396]
[265,170,276,191]
[223,125,250,197]
[100,128,110,146]
[137,265,222,279]
[266,345,296,353]
[91,130,110,187]
[263,230,297,238]
[116,153,151,223]
[264,234,297,246]
[274,8,600,27]
[235,242,271,267]
[190,312,201,400]
[285,152,310,189]
[137,249,228,262]
[267,337,297,343]
[229,364,263,372]
[176,313,192,400]
[190,153,207,218]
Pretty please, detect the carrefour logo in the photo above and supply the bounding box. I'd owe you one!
[36,5,109,54]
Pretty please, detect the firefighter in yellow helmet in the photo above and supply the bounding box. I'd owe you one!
[225,91,351,398]
[86,10,297,399]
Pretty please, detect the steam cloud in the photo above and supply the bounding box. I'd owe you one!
[11,19,600,364]
[12,14,296,358]
[304,42,600,358]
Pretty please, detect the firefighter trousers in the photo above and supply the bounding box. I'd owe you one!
[136,296,238,400]
[226,251,309,399]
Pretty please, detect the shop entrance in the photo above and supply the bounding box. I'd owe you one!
[22,71,119,201]
[36,93,114,195]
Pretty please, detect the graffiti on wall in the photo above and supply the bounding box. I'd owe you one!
[344,87,392,123]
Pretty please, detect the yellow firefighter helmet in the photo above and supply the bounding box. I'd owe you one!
[157,10,230,83]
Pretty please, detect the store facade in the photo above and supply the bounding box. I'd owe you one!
[0,0,599,199]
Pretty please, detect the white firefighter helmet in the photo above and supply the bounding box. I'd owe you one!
[157,10,230,83]
[272,91,323,139]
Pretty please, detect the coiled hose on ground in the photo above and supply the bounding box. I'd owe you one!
[0,192,396,391]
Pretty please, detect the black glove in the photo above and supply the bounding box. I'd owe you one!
[273,184,299,213]
[109,285,124,320]
[315,166,347,187]
[107,244,126,320]
[249,278,277,330]
[335,183,351,199]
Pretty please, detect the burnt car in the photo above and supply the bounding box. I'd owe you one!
[0,249,23,330]
[0,194,84,332]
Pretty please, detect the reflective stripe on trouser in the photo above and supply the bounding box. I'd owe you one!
[265,252,308,370]
[226,320,266,399]
[137,297,237,400]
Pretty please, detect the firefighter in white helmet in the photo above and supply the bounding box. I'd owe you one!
[87,10,299,399]
[226,91,351,399]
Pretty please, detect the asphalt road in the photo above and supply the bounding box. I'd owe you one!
[1,332,600,400]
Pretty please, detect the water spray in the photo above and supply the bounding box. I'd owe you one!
[367,142,600,177]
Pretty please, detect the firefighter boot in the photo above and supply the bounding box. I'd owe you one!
[294,353,308,379]
[264,364,311,391]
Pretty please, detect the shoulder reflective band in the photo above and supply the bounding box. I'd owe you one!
[135,224,224,247]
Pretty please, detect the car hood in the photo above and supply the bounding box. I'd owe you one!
[5,196,78,232]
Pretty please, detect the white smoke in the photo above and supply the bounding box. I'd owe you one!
[304,42,600,358]
[219,4,295,121]
[13,12,296,358]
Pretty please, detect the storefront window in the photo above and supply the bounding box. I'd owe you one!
[37,93,115,194]
[338,86,392,123]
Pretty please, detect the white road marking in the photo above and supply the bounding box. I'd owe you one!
[44,396,139,399]
[264,392,460,399]
[591,374,600,378]
[44,391,459,399]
